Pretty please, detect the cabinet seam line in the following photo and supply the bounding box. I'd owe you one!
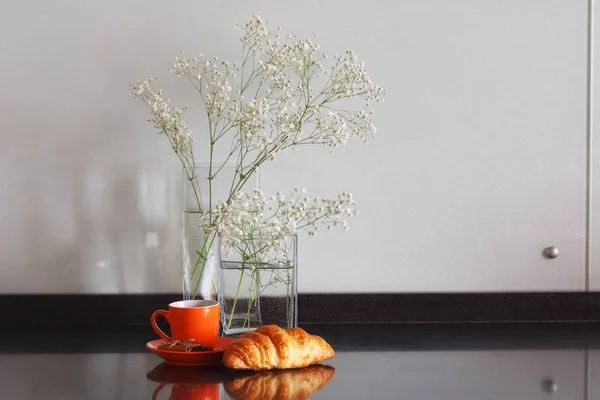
[586,0,593,292]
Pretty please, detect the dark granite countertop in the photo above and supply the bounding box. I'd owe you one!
[3,323,600,399]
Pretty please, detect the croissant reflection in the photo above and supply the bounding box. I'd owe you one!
[224,364,335,400]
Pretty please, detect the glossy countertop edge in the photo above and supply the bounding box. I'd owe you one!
[2,322,600,354]
[3,293,600,326]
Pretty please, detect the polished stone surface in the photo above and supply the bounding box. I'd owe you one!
[2,323,600,399]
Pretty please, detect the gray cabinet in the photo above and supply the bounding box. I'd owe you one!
[263,0,589,292]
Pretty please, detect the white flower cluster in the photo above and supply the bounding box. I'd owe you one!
[237,14,271,53]
[229,98,271,151]
[171,54,237,120]
[129,79,193,153]
[131,15,382,272]
[137,15,384,160]
[202,189,356,258]
[330,51,385,105]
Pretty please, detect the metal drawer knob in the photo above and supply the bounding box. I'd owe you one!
[543,247,559,259]
[542,378,557,393]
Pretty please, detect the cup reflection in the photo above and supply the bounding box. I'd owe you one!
[147,363,238,400]
[152,382,220,400]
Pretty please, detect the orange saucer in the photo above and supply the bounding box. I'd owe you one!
[146,337,234,366]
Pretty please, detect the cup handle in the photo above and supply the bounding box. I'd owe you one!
[151,310,171,341]
[152,383,166,400]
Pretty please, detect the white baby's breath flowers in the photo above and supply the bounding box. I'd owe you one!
[130,15,383,301]
[131,15,384,194]
[129,79,193,154]
[202,189,357,260]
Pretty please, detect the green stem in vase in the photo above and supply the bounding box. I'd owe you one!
[243,275,254,329]
[190,232,209,280]
[247,237,264,329]
[188,228,211,299]
[286,266,291,327]
[190,230,219,299]
[227,260,246,329]
[243,267,260,329]
[189,252,205,300]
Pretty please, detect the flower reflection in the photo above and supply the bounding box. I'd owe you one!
[224,364,336,400]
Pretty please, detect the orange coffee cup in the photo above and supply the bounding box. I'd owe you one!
[151,300,220,348]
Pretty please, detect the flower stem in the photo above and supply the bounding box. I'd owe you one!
[227,261,246,329]
[286,267,291,327]
[189,229,218,299]
[243,268,260,328]
[244,277,254,328]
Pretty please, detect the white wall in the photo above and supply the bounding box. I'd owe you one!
[0,0,590,293]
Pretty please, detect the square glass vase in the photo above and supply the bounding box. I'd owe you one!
[218,234,298,336]
[182,163,259,302]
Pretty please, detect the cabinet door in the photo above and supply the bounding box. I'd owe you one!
[590,0,600,291]
[261,0,588,292]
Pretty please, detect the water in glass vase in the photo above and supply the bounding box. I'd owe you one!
[183,211,218,301]
[182,164,259,302]
[218,235,298,336]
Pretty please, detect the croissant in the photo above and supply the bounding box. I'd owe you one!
[224,364,336,400]
[223,325,335,370]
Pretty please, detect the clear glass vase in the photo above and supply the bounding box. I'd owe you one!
[182,164,259,301]
[182,215,218,301]
[218,234,298,336]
